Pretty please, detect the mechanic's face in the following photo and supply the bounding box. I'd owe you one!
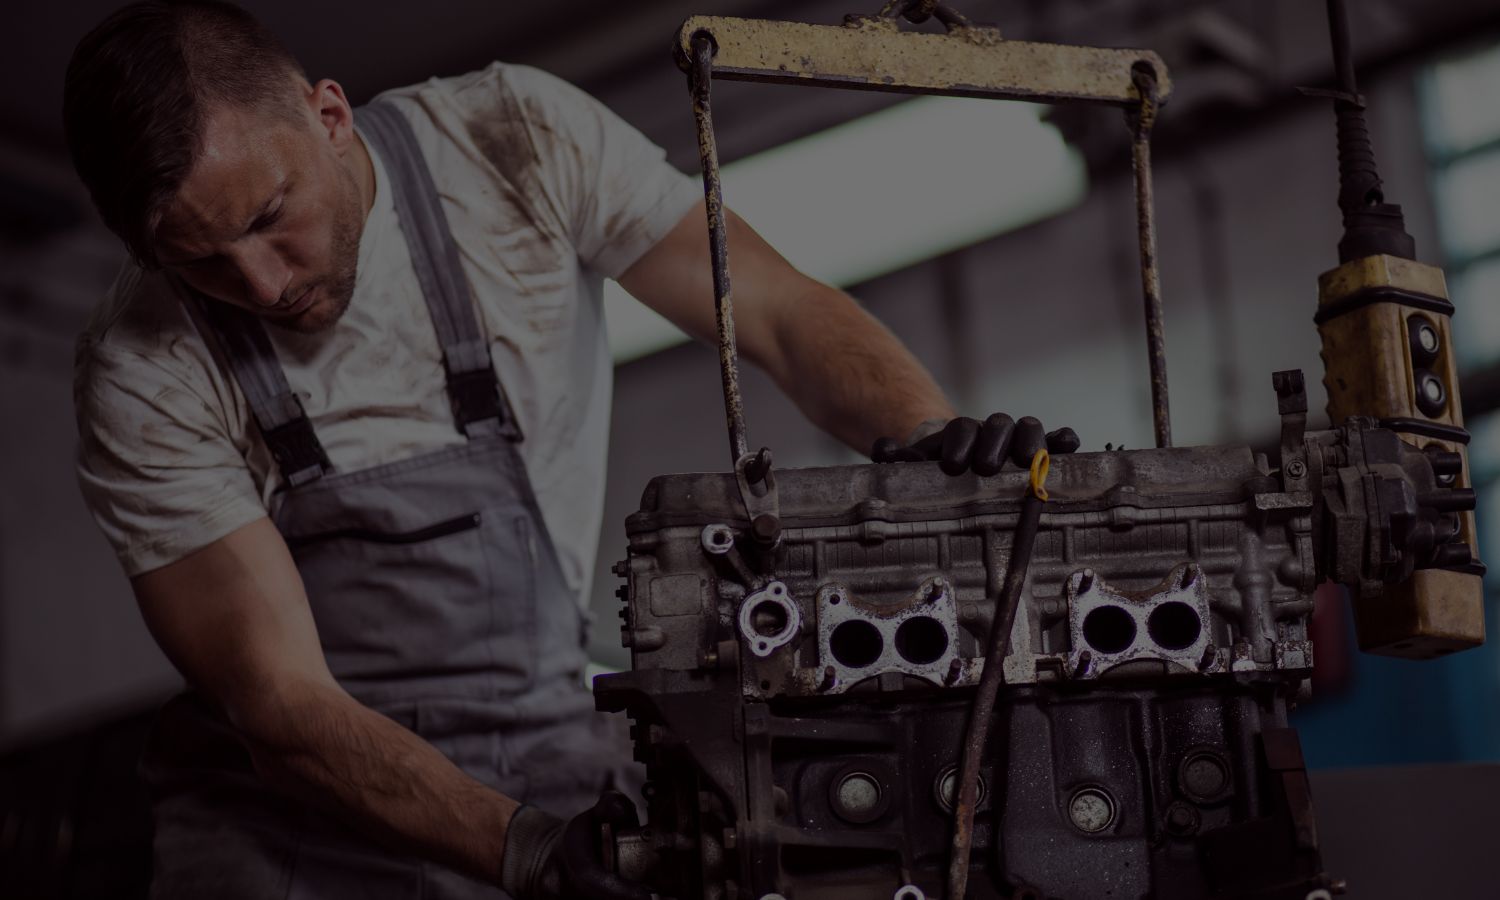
[154,80,365,334]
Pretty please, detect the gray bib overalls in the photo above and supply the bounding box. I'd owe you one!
[141,101,627,899]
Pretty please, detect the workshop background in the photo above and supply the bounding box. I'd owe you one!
[2,0,1499,896]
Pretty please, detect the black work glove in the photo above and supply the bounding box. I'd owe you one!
[501,790,651,900]
[872,414,1080,477]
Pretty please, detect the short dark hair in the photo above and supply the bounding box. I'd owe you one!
[63,1,307,268]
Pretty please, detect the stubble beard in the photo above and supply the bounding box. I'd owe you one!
[277,167,361,335]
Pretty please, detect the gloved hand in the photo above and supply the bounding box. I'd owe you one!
[871,414,1080,476]
[501,790,651,900]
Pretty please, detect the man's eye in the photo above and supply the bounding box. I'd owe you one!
[253,205,285,231]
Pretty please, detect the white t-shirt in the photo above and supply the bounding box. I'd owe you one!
[73,63,700,608]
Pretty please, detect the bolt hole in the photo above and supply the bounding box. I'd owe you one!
[829,593,842,605]
[895,617,949,665]
[1082,606,1137,654]
[1147,601,1202,651]
[750,600,788,638]
[830,620,883,668]
[760,680,771,690]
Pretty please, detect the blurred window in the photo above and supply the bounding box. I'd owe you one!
[1424,45,1500,160]
[1420,39,1500,583]
[1450,258,1500,370]
[1433,152,1500,263]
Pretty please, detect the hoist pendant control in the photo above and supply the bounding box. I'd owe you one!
[1316,253,1485,657]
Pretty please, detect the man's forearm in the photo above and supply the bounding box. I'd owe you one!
[235,676,518,884]
[764,282,955,454]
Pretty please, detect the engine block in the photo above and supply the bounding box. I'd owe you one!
[595,391,1475,899]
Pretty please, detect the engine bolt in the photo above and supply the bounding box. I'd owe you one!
[1165,802,1200,835]
[944,658,963,685]
[751,514,781,545]
[818,665,837,691]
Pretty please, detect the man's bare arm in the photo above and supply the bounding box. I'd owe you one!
[618,200,956,454]
[133,517,518,883]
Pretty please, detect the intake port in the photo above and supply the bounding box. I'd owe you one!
[1147,601,1202,651]
[1082,605,1137,654]
[749,600,788,638]
[830,620,884,668]
[894,616,949,665]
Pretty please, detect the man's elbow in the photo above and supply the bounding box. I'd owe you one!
[221,672,344,774]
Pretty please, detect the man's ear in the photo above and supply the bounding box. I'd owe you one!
[308,78,356,154]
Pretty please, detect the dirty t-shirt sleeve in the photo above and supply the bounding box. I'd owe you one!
[491,65,700,278]
[74,336,265,578]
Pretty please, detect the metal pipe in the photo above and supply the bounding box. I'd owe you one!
[688,33,749,465]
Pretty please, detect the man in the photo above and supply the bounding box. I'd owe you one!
[65,2,1074,897]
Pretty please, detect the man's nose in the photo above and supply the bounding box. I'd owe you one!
[236,244,292,308]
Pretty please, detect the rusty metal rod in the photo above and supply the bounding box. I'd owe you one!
[947,485,1045,897]
[1130,63,1173,449]
[689,32,750,465]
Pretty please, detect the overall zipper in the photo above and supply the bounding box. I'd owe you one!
[286,512,482,551]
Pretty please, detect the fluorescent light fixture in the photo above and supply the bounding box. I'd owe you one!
[606,95,1088,363]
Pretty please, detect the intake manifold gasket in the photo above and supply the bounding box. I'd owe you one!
[1066,564,1217,679]
[739,581,802,658]
[809,576,961,694]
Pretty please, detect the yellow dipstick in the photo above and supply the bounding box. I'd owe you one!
[1029,448,1051,501]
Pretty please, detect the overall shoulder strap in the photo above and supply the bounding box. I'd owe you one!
[191,296,332,487]
[355,100,520,441]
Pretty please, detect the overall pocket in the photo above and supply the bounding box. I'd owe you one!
[479,514,540,690]
[285,512,482,550]
[283,507,537,699]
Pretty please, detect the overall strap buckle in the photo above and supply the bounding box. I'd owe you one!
[261,400,332,487]
[448,364,518,439]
